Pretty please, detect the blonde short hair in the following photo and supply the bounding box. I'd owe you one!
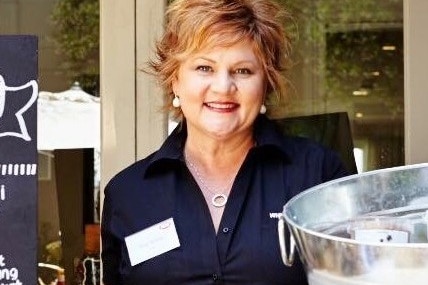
[149,0,292,119]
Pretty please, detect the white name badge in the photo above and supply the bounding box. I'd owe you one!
[125,217,180,266]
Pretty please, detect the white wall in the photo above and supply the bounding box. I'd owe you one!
[404,0,428,164]
[100,0,166,193]
[100,0,136,193]
[100,1,166,283]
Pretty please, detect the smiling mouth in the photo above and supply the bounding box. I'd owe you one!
[205,102,238,111]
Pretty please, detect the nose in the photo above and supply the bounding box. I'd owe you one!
[211,71,236,95]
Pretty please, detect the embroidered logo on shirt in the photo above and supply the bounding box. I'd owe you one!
[269,212,282,219]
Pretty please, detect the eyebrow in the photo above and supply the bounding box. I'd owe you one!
[194,57,258,66]
[193,57,215,63]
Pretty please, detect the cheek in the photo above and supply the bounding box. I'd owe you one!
[241,81,265,101]
[182,79,209,98]
[173,68,192,95]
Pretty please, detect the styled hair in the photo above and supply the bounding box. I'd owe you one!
[149,0,292,118]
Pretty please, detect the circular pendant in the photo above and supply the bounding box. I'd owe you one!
[211,194,227,208]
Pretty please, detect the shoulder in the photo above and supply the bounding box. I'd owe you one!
[282,134,327,152]
[104,152,156,195]
[255,116,348,178]
[282,135,349,182]
[283,135,339,161]
[103,127,185,198]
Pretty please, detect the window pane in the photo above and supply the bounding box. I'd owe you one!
[276,0,404,172]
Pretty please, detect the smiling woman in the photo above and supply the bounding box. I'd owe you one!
[151,0,292,121]
[172,41,266,141]
[101,1,350,284]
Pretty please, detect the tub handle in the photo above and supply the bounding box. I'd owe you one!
[278,215,296,266]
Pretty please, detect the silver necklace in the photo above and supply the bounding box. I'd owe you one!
[184,152,235,208]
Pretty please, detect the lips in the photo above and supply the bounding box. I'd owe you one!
[205,102,238,111]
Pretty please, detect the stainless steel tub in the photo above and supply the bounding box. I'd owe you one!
[278,163,428,285]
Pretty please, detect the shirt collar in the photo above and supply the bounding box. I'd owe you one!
[145,115,292,175]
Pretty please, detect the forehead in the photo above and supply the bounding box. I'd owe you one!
[195,43,259,61]
[184,38,262,64]
[202,32,258,53]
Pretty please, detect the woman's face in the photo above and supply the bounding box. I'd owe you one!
[172,40,266,140]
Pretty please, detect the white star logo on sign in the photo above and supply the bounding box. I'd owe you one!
[0,74,38,141]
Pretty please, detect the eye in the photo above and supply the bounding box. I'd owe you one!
[196,65,213,72]
[234,68,252,75]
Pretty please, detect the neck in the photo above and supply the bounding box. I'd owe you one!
[185,134,254,170]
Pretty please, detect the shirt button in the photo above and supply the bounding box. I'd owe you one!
[212,273,219,281]
[222,227,230,234]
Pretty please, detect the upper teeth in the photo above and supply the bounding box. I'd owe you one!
[206,103,234,109]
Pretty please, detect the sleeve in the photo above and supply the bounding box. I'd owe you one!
[101,184,122,285]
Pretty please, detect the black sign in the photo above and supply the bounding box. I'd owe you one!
[0,35,38,284]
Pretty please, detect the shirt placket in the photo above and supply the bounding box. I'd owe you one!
[214,155,255,283]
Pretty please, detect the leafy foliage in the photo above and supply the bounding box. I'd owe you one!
[51,0,99,95]
[275,0,402,104]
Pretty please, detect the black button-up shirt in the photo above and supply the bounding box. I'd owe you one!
[101,115,349,285]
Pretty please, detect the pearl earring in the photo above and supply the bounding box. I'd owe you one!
[259,104,267,114]
[172,95,181,108]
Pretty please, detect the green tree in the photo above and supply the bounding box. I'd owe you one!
[274,0,402,108]
[51,0,99,95]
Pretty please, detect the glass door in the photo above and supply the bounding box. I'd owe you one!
[275,0,404,172]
